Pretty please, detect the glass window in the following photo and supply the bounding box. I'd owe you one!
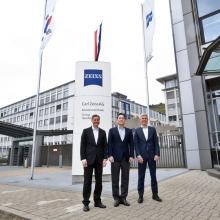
[39,109,44,117]
[25,114,28,120]
[56,116,61,124]
[167,91,175,99]
[31,101,35,108]
[63,88,69,97]
[50,106,55,114]
[17,116,20,122]
[62,115,68,123]
[44,119,49,126]
[56,104,61,112]
[168,115,177,122]
[40,97,44,105]
[30,112,34,118]
[45,108,49,115]
[21,115,24,121]
[38,120,43,127]
[196,0,220,17]
[45,95,50,103]
[51,92,56,101]
[63,102,68,111]
[57,89,62,99]
[168,104,176,111]
[165,79,177,89]
[49,118,54,125]
[201,13,220,43]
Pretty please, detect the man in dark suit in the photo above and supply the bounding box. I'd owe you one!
[108,113,134,207]
[80,114,108,212]
[134,114,162,203]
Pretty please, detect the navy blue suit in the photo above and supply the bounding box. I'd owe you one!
[134,126,160,197]
[108,127,134,200]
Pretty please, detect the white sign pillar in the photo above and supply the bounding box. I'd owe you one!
[72,61,111,183]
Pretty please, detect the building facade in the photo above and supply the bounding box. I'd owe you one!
[0,81,166,158]
[157,74,182,127]
[169,0,220,169]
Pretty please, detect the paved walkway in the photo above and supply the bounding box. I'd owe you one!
[0,169,220,219]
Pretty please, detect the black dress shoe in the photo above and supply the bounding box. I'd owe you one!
[137,197,144,203]
[152,194,162,202]
[121,199,130,206]
[83,205,90,212]
[94,202,106,208]
[114,199,120,207]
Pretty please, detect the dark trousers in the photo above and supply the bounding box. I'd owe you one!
[138,158,158,197]
[111,159,130,200]
[82,161,103,205]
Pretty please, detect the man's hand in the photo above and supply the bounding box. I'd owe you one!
[137,155,144,164]
[108,156,114,163]
[129,157,134,163]
[103,159,107,167]
[154,155,160,161]
[81,159,87,168]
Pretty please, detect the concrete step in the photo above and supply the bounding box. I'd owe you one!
[207,169,220,180]
[214,164,220,171]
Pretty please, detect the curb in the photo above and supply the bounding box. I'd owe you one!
[0,206,46,220]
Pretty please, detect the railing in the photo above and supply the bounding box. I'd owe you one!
[131,135,185,168]
[215,142,220,165]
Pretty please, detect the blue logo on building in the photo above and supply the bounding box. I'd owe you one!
[84,69,103,87]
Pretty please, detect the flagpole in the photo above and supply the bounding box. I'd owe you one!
[30,49,44,180]
[141,4,152,120]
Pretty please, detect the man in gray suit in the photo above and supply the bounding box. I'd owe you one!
[134,114,162,203]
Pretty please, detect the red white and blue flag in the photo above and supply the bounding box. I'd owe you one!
[94,23,102,61]
[41,0,57,50]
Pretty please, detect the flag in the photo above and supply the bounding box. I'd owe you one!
[41,0,57,50]
[142,0,155,61]
[94,23,102,61]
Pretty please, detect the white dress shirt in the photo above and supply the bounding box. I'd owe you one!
[118,126,125,141]
[92,126,99,144]
[142,126,148,141]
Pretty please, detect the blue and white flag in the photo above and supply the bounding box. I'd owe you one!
[142,0,155,61]
[41,0,57,50]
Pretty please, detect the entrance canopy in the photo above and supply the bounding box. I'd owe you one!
[196,36,220,75]
[0,121,73,138]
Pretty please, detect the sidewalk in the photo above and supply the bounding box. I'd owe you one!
[0,168,220,220]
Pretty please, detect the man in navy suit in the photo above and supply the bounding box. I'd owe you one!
[108,113,134,207]
[134,114,162,203]
[80,114,108,211]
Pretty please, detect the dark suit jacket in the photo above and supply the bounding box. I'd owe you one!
[108,127,134,162]
[134,126,160,160]
[80,126,108,165]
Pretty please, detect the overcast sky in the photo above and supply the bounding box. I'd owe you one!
[0,0,175,108]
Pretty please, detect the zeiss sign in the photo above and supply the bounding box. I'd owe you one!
[84,69,103,87]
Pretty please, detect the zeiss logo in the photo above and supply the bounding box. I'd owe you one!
[84,69,103,87]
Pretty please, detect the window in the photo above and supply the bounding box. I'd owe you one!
[30,112,34,118]
[196,0,220,17]
[39,109,44,117]
[62,115,68,123]
[196,0,220,44]
[50,106,55,114]
[17,116,20,122]
[57,89,62,99]
[51,92,56,101]
[168,104,176,112]
[167,91,175,99]
[56,116,61,124]
[45,108,49,115]
[31,101,35,108]
[22,104,26,110]
[13,117,16,122]
[165,79,177,89]
[44,119,49,126]
[26,103,29,109]
[38,120,43,127]
[63,102,68,111]
[63,88,69,97]
[56,104,61,112]
[21,115,24,121]
[25,114,28,120]
[40,97,44,106]
[168,116,177,122]
[49,118,54,125]
[45,95,50,103]
[14,108,17,113]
